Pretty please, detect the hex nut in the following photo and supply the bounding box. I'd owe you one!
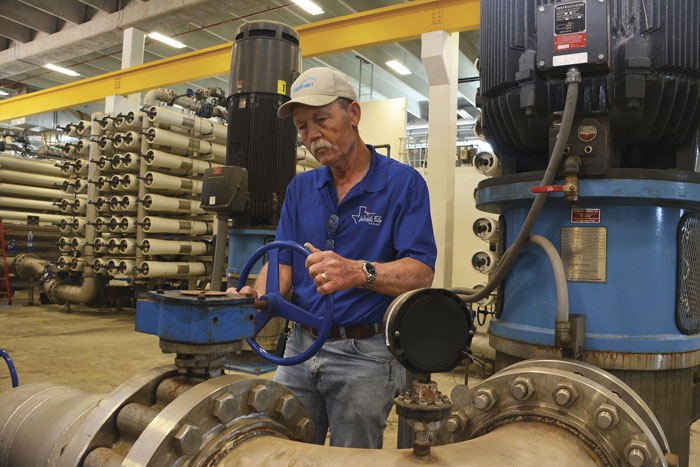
[445,411,468,434]
[295,417,315,442]
[552,382,579,407]
[174,424,202,456]
[474,388,497,411]
[275,394,299,420]
[212,392,237,424]
[247,384,272,413]
[511,377,535,401]
[594,404,619,430]
[625,441,650,467]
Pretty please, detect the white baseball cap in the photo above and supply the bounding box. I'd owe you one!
[278,67,358,118]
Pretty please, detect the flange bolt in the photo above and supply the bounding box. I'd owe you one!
[511,377,534,401]
[212,393,236,424]
[512,383,528,399]
[596,410,614,428]
[555,388,572,406]
[445,411,468,434]
[295,417,315,442]
[474,388,496,411]
[247,384,272,413]
[594,405,618,430]
[627,448,646,467]
[174,424,202,456]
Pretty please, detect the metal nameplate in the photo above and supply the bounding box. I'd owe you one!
[560,227,607,282]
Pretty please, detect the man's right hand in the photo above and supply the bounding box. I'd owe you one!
[226,286,259,300]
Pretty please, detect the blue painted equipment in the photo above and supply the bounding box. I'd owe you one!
[479,177,700,358]
[0,348,18,388]
[136,240,333,369]
[135,291,255,344]
[237,240,333,366]
[226,228,275,275]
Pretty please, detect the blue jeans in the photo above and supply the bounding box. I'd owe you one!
[273,326,404,448]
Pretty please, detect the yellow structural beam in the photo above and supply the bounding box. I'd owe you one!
[297,0,479,58]
[0,0,480,122]
[0,43,232,122]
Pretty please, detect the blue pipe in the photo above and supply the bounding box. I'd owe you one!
[0,348,18,388]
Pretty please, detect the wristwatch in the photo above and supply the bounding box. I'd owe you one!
[360,260,376,289]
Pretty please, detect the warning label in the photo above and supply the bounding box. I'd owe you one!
[555,2,586,35]
[555,32,587,51]
[571,208,600,223]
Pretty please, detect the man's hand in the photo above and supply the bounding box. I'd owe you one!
[225,285,259,300]
[304,242,364,295]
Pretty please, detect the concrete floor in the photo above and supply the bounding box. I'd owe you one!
[1,299,699,463]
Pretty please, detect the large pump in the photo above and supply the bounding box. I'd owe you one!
[474,1,700,465]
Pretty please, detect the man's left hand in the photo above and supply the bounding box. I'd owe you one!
[304,242,364,294]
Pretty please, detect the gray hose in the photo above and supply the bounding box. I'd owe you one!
[452,67,581,303]
[210,214,228,291]
[528,235,569,324]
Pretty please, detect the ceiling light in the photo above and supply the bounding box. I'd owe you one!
[44,64,80,76]
[148,32,186,49]
[457,109,469,119]
[386,60,411,75]
[292,0,324,15]
[0,89,8,96]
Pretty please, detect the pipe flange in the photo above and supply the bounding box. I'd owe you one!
[57,365,178,467]
[12,253,40,278]
[496,358,670,453]
[438,360,667,466]
[121,374,313,465]
[45,279,63,304]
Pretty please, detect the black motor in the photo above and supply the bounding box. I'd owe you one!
[478,0,700,175]
[225,20,301,226]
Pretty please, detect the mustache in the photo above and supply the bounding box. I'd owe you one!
[310,138,333,155]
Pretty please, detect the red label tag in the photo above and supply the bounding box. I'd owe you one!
[571,208,600,223]
[212,167,222,175]
[555,32,587,51]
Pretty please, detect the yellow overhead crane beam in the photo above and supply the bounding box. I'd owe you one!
[0,0,479,122]
[296,0,479,57]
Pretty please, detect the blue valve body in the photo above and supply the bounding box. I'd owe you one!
[136,291,255,344]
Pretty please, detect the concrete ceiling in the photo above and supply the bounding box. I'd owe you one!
[0,0,481,122]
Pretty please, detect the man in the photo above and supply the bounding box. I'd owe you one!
[231,67,436,448]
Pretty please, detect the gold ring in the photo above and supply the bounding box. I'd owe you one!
[321,272,328,283]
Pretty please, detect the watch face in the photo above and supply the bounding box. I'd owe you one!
[366,262,376,275]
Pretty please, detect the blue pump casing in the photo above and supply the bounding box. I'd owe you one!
[227,228,276,275]
[478,176,700,361]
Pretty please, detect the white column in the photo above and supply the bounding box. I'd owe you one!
[421,30,458,288]
[105,28,145,113]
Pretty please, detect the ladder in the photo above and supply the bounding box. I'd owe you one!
[0,219,11,305]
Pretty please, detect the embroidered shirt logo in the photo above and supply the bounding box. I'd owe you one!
[352,206,383,226]
[293,77,316,93]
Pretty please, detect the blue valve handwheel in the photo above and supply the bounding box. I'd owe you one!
[237,240,333,366]
[6,239,17,256]
[41,265,53,283]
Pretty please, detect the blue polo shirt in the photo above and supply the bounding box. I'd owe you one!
[276,145,437,326]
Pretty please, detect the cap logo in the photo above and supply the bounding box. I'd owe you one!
[293,77,316,94]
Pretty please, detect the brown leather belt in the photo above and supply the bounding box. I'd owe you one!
[300,323,381,339]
